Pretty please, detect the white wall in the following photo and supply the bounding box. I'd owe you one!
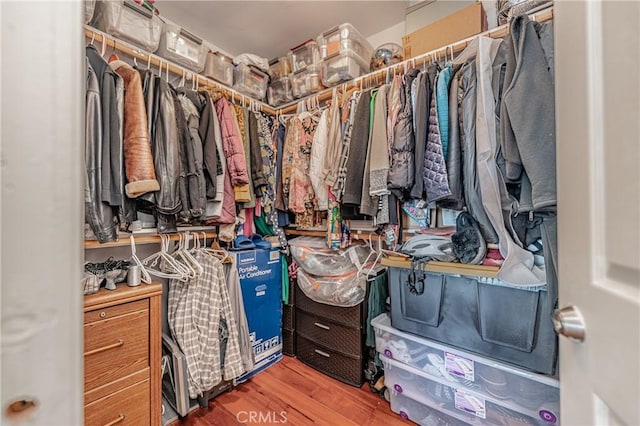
[366,21,406,50]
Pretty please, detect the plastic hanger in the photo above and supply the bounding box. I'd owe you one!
[199,231,233,264]
[142,234,191,281]
[129,235,152,284]
[170,234,198,279]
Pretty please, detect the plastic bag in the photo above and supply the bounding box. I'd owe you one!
[289,236,374,277]
[296,268,368,307]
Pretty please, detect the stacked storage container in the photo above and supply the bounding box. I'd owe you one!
[267,56,293,106]
[204,51,234,86]
[233,63,269,100]
[372,313,561,425]
[92,0,163,52]
[289,40,324,99]
[156,22,207,72]
[317,23,373,87]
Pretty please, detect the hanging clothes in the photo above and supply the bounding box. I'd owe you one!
[309,109,329,210]
[274,122,292,229]
[224,261,254,373]
[322,92,343,187]
[436,64,453,159]
[342,91,372,210]
[332,91,361,202]
[231,105,254,205]
[359,90,379,218]
[215,97,249,188]
[248,112,267,197]
[168,252,245,399]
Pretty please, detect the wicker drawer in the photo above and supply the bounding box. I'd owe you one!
[84,309,149,392]
[296,335,363,387]
[283,304,295,331]
[85,379,150,426]
[295,285,363,328]
[283,328,296,356]
[296,310,362,356]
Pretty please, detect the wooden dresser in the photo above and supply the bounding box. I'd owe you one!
[84,283,162,426]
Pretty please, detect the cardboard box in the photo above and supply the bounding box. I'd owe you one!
[234,248,283,383]
[402,2,487,59]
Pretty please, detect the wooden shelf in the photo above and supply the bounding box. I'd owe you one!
[84,228,217,249]
[381,257,499,279]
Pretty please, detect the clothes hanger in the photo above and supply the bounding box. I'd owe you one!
[142,234,191,281]
[170,233,201,278]
[200,231,233,264]
[129,235,152,284]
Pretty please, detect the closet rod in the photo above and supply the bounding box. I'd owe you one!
[84,230,217,249]
[84,26,277,115]
[275,5,554,114]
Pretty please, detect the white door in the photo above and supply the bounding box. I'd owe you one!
[555,1,639,425]
[1,2,84,425]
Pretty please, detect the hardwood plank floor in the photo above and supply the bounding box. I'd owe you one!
[169,356,414,426]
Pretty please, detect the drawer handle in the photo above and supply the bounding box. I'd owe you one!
[314,349,331,358]
[313,322,330,331]
[84,339,124,357]
[103,414,125,426]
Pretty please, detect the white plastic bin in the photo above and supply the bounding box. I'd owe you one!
[156,23,207,72]
[372,313,560,417]
[288,40,321,73]
[204,51,234,86]
[383,355,561,426]
[233,63,269,100]
[291,65,323,99]
[390,391,468,426]
[321,50,368,87]
[317,23,373,64]
[267,77,293,106]
[92,0,162,52]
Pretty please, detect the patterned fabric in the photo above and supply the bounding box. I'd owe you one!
[423,85,452,203]
[168,252,245,398]
[332,91,361,201]
[282,114,318,228]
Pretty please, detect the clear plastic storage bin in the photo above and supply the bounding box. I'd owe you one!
[204,51,234,86]
[291,65,323,98]
[92,0,162,52]
[85,0,96,24]
[321,50,368,87]
[288,40,321,73]
[233,63,269,100]
[156,23,207,72]
[269,57,292,80]
[373,313,560,418]
[267,77,293,106]
[390,391,468,426]
[317,23,373,64]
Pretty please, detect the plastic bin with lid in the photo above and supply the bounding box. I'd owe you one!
[288,40,321,73]
[317,22,373,64]
[291,65,323,99]
[204,51,234,86]
[92,0,162,52]
[268,77,293,106]
[383,356,561,426]
[233,63,269,100]
[321,50,369,87]
[269,56,292,80]
[372,313,560,416]
[390,391,469,426]
[156,23,207,72]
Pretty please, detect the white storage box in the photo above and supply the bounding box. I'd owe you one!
[92,0,162,52]
[317,23,373,64]
[383,355,560,426]
[269,56,292,80]
[267,77,293,106]
[157,23,207,72]
[233,63,269,100]
[288,40,321,73]
[321,50,368,87]
[291,65,323,98]
[204,51,234,86]
[390,391,468,426]
[85,0,96,24]
[373,313,559,417]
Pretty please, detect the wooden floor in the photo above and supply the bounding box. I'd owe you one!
[169,356,414,426]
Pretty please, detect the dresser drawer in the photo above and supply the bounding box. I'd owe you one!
[85,379,150,426]
[296,335,363,387]
[85,299,148,324]
[296,310,362,356]
[84,309,149,392]
[295,285,363,328]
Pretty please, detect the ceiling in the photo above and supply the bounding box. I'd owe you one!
[155,1,410,60]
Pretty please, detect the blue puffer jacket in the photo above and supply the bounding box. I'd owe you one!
[423,73,452,203]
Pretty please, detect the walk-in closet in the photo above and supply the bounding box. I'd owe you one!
[1,1,639,426]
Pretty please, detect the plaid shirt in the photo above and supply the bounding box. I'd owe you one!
[168,251,245,398]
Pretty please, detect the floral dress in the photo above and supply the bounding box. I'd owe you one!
[282,113,318,228]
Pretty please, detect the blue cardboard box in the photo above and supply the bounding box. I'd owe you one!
[235,248,283,383]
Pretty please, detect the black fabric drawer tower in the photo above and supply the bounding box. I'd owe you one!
[294,285,366,387]
[282,274,296,356]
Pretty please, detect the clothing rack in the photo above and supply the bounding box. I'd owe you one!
[84,26,277,115]
[275,5,554,114]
